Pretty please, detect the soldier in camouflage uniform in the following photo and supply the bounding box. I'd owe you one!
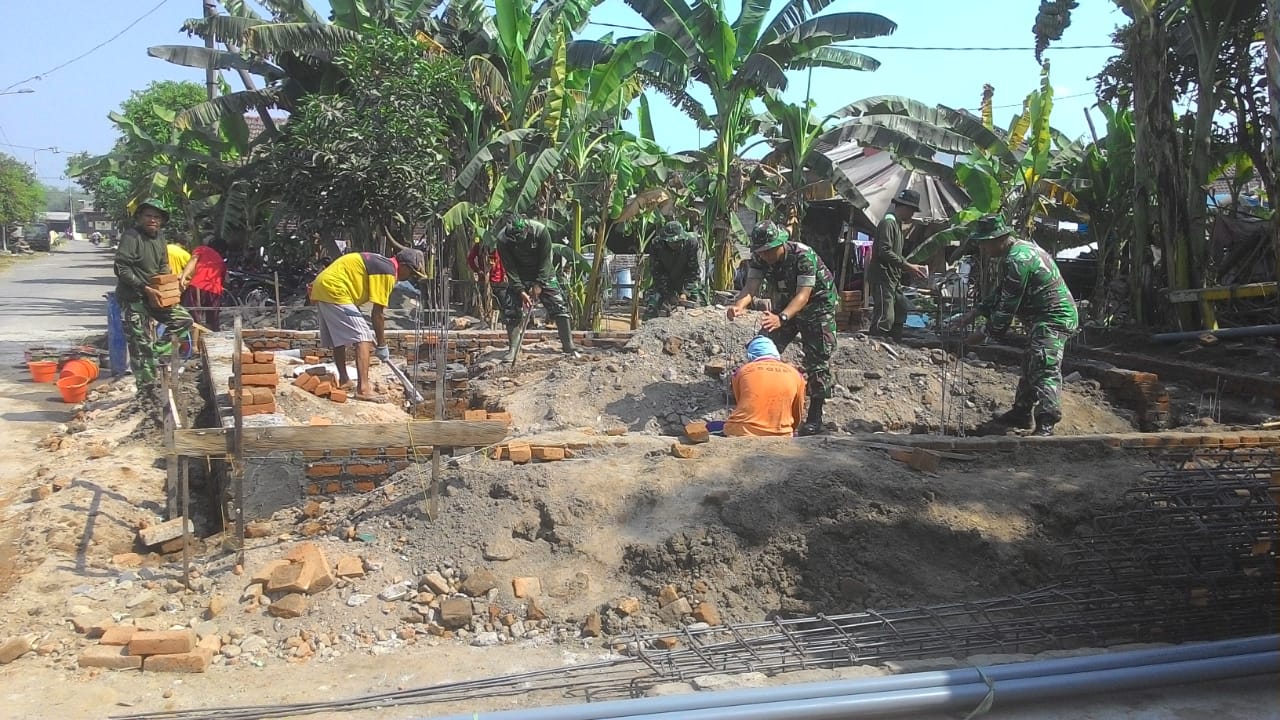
[644,220,708,319]
[113,198,194,399]
[727,221,838,436]
[496,214,577,361]
[953,215,1079,436]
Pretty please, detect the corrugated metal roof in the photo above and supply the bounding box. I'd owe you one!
[821,144,970,230]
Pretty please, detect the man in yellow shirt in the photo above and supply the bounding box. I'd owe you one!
[724,336,807,437]
[166,241,198,291]
[309,249,427,402]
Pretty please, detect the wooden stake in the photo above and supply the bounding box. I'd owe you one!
[180,457,191,590]
[232,315,246,565]
[273,271,282,328]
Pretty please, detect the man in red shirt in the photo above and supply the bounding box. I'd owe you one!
[467,241,508,325]
[724,336,807,437]
[180,238,227,330]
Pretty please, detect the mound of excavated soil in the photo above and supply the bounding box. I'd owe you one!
[485,308,1134,436]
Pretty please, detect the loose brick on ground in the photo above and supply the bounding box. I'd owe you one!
[99,626,138,646]
[684,422,710,444]
[142,649,213,673]
[329,389,348,403]
[507,442,532,464]
[532,446,565,461]
[128,630,196,656]
[79,645,142,670]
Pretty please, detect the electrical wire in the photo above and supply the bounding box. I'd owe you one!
[0,0,173,93]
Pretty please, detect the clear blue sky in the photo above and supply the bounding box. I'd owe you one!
[0,0,1125,185]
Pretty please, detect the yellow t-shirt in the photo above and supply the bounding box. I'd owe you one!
[167,244,192,275]
[309,252,397,307]
[724,359,807,437]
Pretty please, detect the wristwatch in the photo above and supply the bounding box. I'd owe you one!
[778,312,790,323]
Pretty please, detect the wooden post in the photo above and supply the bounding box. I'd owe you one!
[232,315,246,564]
[273,271,282,328]
[180,458,191,590]
[429,282,447,521]
[163,344,179,518]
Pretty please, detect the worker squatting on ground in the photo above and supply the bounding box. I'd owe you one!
[112,199,193,398]
[727,221,838,436]
[867,188,930,339]
[950,214,1079,437]
[724,336,807,437]
[496,215,577,361]
[643,220,708,319]
[309,248,428,403]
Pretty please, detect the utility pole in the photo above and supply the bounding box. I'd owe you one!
[204,0,218,101]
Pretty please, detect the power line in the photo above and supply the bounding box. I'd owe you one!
[1,0,173,93]
[831,43,1117,51]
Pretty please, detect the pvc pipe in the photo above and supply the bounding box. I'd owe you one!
[433,636,1278,720]
[1152,323,1280,343]
[616,651,1278,720]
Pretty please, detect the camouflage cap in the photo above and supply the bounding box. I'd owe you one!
[134,198,170,222]
[661,220,683,238]
[749,221,788,252]
[969,214,1014,242]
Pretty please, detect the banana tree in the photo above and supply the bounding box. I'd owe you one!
[1071,104,1137,321]
[623,0,897,289]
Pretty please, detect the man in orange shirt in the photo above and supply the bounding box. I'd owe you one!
[724,336,807,437]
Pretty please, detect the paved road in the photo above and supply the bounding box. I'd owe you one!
[0,241,115,371]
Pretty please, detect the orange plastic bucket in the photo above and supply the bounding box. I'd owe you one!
[28,361,58,383]
[56,376,89,403]
[59,358,100,382]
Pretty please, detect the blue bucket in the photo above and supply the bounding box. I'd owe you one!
[105,292,128,376]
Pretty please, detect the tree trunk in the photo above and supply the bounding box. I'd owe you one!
[1185,5,1227,293]
[1264,0,1280,283]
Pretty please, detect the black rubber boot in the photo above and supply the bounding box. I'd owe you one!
[555,316,578,357]
[993,406,1033,429]
[798,397,825,436]
[503,323,520,363]
[1032,416,1057,436]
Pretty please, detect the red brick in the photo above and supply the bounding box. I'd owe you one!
[463,409,488,421]
[241,363,276,375]
[684,422,710,444]
[329,389,348,403]
[99,626,138,646]
[242,402,276,417]
[305,483,321,496]
[306,463,342,478]
[79,645,142,670]
[309,416,332,426]
[324,481,342,494]
[314,382,332,397]
[142,649,212,673]
[304,355,320,364]
[354,447,381,457]
[348,463,388,476]
[384,446,408,458]
[253,351,275,363]
[128,630,196,656]
[532,446,566,461]
[507,442,532,464]
[486,411,513,425]
[251,387,275,405]
[242,373,278,387]
[239,352,255,366]
[353,480,376,493]
[389,461,410,472]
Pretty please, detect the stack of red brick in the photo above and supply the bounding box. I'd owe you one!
[232,351,279,416]
[78,628,214,673]
[292,365,348,403]
[835,291,866,332]
[1099,368,1171,430]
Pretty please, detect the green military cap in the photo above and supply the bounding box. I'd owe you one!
[749,221,788,252]
[968,213,1014,241]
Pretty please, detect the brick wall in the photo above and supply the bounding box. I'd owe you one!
[240,329,634,361]
[301,447,415,496]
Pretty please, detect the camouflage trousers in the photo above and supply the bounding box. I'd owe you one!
[767,310,836,401]
[498,278,569,327]
[123,298,193,391]
[643,283,709,319]
[1013,322,1070,424]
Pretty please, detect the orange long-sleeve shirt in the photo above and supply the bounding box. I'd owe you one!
[724,359,806,437]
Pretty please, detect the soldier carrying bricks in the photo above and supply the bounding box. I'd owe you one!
[113,198,194,403]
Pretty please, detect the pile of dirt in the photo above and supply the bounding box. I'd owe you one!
[485,308,1135,436]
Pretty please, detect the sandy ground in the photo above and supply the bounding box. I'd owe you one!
[0,243,1274,719]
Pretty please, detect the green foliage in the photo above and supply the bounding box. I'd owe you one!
[119,81,209,144]
[260,29,470,246]
[0,153,43,229]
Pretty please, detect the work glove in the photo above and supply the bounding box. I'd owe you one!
[374,345,391,362]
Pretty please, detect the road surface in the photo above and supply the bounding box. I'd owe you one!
[0,240,114,369]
